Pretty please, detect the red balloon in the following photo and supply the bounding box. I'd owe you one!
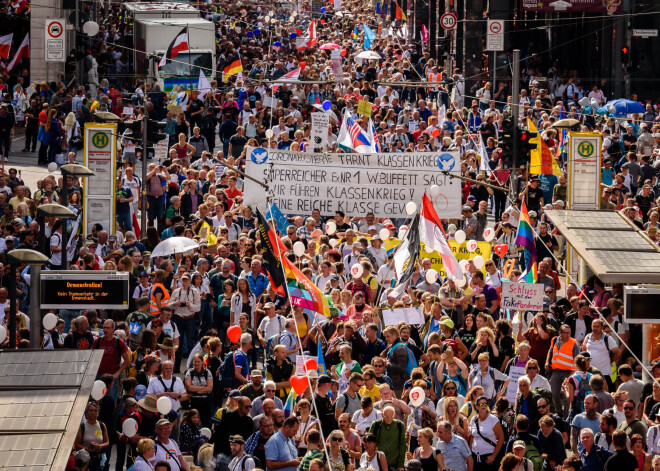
[227,325,242,343]
[321,19,325,24]
[494,244,508,258]
[290,375,310,395]
[340,50,346,57]
[299,61,307,70]
[304,358,317,372]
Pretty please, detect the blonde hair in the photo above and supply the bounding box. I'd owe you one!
[477,327,496,342]
[137,438,155,455]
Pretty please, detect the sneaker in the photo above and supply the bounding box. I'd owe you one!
[21,148,28,152]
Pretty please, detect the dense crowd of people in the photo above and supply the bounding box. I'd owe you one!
[3,0,660,471]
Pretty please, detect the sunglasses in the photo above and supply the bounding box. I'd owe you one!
[243,405,252,409]
[538,404,548,408]
[485,263,494,267]
[332,437,343,442]
[623,406,635,411]
[527,366,538,370]
[477,402,489,407]
[445,386,456,391]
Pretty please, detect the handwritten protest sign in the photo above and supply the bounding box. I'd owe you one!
[501,282,544,311]
[382,306,425,326]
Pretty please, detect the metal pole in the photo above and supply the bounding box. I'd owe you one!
[462,0,466,78]
[141,113,148,232]
[61,173,69,270]
[438,169,508,192]
[218,159,269,190]
[29,266,40,349]
[511,49,521,179]
[492,52,496,94]
[8,263,16,348]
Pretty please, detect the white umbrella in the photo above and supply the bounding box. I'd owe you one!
[150,237,200,258]
[312,103,339,121]
[356,51,381,60]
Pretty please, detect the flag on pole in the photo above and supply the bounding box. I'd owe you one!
[367,118,381,153]
[223,53,243,82]
[421,25,429,43]
[419,194,463,281]
[158,28,189,68]
[6,33,27,72]
[316,340,327,375]
[296,20,318,51]
[256,208,288,296]
[394,1,407,21]
[391,214,420,298]
[271,68,301,93]
[337,110,373,153]
[515,200,538,283]
[0,34,12,58]
[283,256,330,318]
[364,24,376,49]
[283,388,298,417]
[479,134,493,177]
[527,118,562,176]
[266,203,289,234]
[198,69,211,98]
[130,204,141,239]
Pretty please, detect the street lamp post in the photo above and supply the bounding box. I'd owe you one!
[32,203,76,348]
[60,164,94,270]
[6,249,49,349]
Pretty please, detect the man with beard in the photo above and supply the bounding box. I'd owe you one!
[245,416,275,466]
[240,369,264,401]
[571,394,602,454]
[346,292,372,324]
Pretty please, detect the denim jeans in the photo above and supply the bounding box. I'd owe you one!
[60,309,81,333]
[147,195,164,229]
[173,315,196,372]
[116,212,132,233]
[198,298,213,339]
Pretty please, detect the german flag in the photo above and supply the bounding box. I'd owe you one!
[394,1,407,21]
[223,53,243,82]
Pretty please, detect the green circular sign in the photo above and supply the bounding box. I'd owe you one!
[92,132,109,149]
[577,141,594,158]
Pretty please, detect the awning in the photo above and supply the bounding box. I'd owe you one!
[0,349,103,470]
[545,209,660,283]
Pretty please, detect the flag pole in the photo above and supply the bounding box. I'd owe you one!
[187,26,192,92]
[258,202,334,471]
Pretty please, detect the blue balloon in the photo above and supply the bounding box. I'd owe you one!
[255,28,261,35]
[596,107,608,115]
[274,41,281,47]
[322,100,332,111]
[290,32,297,39]
[583,106,593,114]
[247,31,253,37]
[320,7,326,12]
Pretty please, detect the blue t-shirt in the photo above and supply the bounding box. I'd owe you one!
[234,350,249,381]
[571,413,601,452]
[539,174,558,204]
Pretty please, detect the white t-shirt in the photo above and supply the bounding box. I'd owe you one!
[152,438,183,469]
[50,232,62,265]
[584,333,614,375]
[229,455,255,471]
[147,375,186,411]
[121,175,140,202]
[147,319,180,340]
[575,319,587,344]
[258,314,285,340]
[352,407,382,434]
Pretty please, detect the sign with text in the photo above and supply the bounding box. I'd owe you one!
[244,147,461,218]
[40,271,130,309]
[45,19,66,62]
[83,123,117,235]
[486,20,504,51]
[310,112,329,150]
[357,100,373,117]
[568,132,601,210]
[501,282,544,311]
[421,241,493,278]
[521,0,620,13]
[382,306,425,326]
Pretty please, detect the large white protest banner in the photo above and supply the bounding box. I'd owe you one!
[382,306,425,326]
[501,282,545,311]
[244,147,461,218]
[310,112,329,150]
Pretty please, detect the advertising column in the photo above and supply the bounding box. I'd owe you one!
[83,123,117,235]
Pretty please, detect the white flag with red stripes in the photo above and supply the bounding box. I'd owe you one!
[158,28,189,69]
[6,33,27,72]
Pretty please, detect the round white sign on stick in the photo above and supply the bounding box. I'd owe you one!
[466,239,478,252]
[325,220,337,235]
[483,227,495,242]
[351,263,364,279]
[0,325,6,343]
[410,386,426,407]
[405,201,417,215]
[265,129,274,138]
[458,259,470,272]
[329,239,338,248]
[425,269,438,284]
[200,427,212,439]
[429,185,441,198]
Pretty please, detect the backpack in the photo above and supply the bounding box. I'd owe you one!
[532,387,554,413]
[608,138,624,160]
[420,400,436,429]
[220,350,247,388]
[128,347,151,378]
[569,372,593,421]
[524,442,543,471]
[371,418,404,444]
[387,342,418,376]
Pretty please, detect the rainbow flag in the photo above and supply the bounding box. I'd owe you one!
[316,338,327,375]
[283,388,297,417]
[283,256,331,318]
[528,118,562,176]
[556,106,567,160]
[394,1,407,20]
[515,200,537,283]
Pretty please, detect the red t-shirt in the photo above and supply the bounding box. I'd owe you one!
[94,336,128,376]
[38,110,48,126]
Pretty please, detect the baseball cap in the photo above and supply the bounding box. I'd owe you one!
[76,450,91,464]
[229,435,245,444]
[467,195,477,202]
[447,224,457,233]
[264,302,275,309]
[251,369,263,377]
[406,459,422,471]
[528,211,538,218]
[330,274,340,281]
[462,205,473,212]
[554,200,565,207]
[135,384,147,400]
[439,319,455,329]
[156,418,171,427]
[353,242,363,249]
[513,440,526,450]
[139,271,148,278]
[318,375,333,386]
[229,389,242,398]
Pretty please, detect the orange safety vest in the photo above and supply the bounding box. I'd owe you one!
[428,73,442,89]
[150,282,170,316]
[551,336,576,370]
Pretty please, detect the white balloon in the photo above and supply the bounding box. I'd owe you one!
[398,228,407,239]
[0,325,5,343]
[578,96,591,107]
[235,26,242,34]
[258,22,264,28]
[157,396,172,415]
[200,427,212,439]
[458,259,470,272]
[405,201,417,215]
[293,241,306,257]
[91,380,107,401]
[43,313,58,331]
[590,98,598,108]
[607,104,616,114]
[454,230,466,244]
[425,269,438,284]
[48,162,58,173]
[351,263,364,279]
[122,418,138,438]
[473,255,485,269]
[483,227,495,242]
[289,16,295,22]
[265,129,273,138]
[329,239,338,248]
[429,185,441,198]
[466,239,478,252]
[379,228,390,240]
[454,276,467,288]
[409,386,426,407]
[325,220,337,235]
[83,21,100,37]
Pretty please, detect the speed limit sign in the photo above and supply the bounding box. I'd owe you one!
[441,13,456,30]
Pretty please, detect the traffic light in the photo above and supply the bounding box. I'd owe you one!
[147,119,167,146]
[123,120,143,143]
[501,117,515,169]
[621,46,629,64]
[518,126,538,166]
